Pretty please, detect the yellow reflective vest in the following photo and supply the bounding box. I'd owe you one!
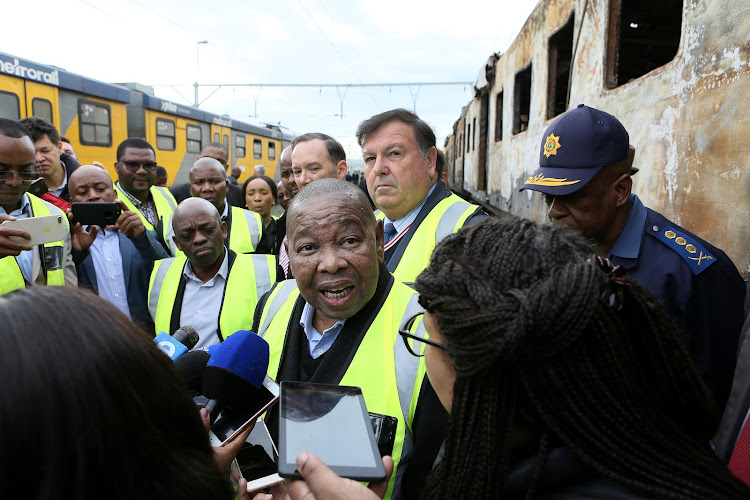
[256,279,428,499]
[163,205,264,256]
[377,192,480,286]
[0,194,68,295]
[147,251,277,340]
[114,184,176,245]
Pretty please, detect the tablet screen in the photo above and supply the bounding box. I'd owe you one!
[278,382,385,481]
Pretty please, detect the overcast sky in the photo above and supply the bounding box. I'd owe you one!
[4,0,537,162]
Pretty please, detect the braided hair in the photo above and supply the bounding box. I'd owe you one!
[415,216,747,499]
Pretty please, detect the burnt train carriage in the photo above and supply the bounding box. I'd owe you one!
[0,51,129,174]
[0,51,292,186]
[447,0,750,276]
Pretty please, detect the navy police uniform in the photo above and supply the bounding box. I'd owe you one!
[520,104,745,409]
[608,194,745,407]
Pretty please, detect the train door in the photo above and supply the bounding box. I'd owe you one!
[24,81,60,131]
[0,74,25,120]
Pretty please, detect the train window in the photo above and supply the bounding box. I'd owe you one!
[466,122,471,153]
[156,118,176,151]
[495,91,504,142]
[32,98,53,123]
[513,64,532,134]
[186,124,202,153]
[223,134,228,148]
[78,100,112,147]
[607,0,683,88]
[253,139,262,159]
[547,13,575,119]
[235,135,246,158]
[214,132,220,143]
[268,142,276,161]
[0,91,20,120]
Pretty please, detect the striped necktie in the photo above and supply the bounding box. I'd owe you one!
[384,222,397,244]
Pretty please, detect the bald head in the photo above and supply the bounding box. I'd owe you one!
[173,197,221,229]
[191,157,225,178]
[190,158,229,210]
[69,164,116,203]
[171,197,227,270]
[287,178,376,239]
[280,146,292,168]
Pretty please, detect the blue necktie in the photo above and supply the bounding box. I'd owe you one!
[384,222,397,244]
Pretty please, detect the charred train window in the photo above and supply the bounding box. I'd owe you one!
[495,91,503,142]
[513,65,532,135]
[548,14,574,119]
[607,0,682,87]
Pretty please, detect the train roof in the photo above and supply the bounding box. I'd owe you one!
[0,51,130,103]
[128,90,284,140]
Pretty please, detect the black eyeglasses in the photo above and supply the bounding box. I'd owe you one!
[0,169,40,182]
[398,312,447,358]
[120,160,158,172]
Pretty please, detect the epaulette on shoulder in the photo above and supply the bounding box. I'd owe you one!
[652,225,716,275]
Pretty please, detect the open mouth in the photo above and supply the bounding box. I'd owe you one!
[321,285,354,301]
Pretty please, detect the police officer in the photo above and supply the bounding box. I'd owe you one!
[252,179,445,499]
[148,198,276,346]
[520,104,746,409]
[356,109,485,286]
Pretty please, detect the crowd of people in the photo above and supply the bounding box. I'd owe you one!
[0,104,748,499]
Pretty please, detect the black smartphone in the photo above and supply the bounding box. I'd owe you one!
[278,382,386,482]
[71,202,122,226]
[27,178,47,197]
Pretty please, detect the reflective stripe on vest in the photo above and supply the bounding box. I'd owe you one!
[257,280,426,499]
[162,206,263,256]
[148,253,277,338]
[114,185,176,241]
[0,195,67,294]
[377,194,478,286]
[228,207,262,254]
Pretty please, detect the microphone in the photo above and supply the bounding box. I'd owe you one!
[154,326,200,361]
[202,330,270,420]
[174,350,211,395]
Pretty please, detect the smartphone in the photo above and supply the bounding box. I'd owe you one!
[27,178,47,198]
[209,375,280,446]
[278,382,386,482]
[242,418,284,492]
[2,215,65,246]
[71,202,122,227]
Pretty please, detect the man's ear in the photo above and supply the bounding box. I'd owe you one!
[613,174,632,208]
[375,219,384,263]
[337,160,348,180]
[426,147,437,178]
[172,235,182,252]
[220,220,228,239]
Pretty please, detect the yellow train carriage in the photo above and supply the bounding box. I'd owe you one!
[0,51,129,175]
[125,86,288,186]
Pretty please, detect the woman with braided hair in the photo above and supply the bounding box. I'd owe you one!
[414,216,748,499]
[274,216,748,500]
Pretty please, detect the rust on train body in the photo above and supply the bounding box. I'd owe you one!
[448,0,750,276]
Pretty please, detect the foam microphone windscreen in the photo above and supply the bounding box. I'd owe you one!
[174,350,211,395]
[202,331,270,409]
[173,326,200,350]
